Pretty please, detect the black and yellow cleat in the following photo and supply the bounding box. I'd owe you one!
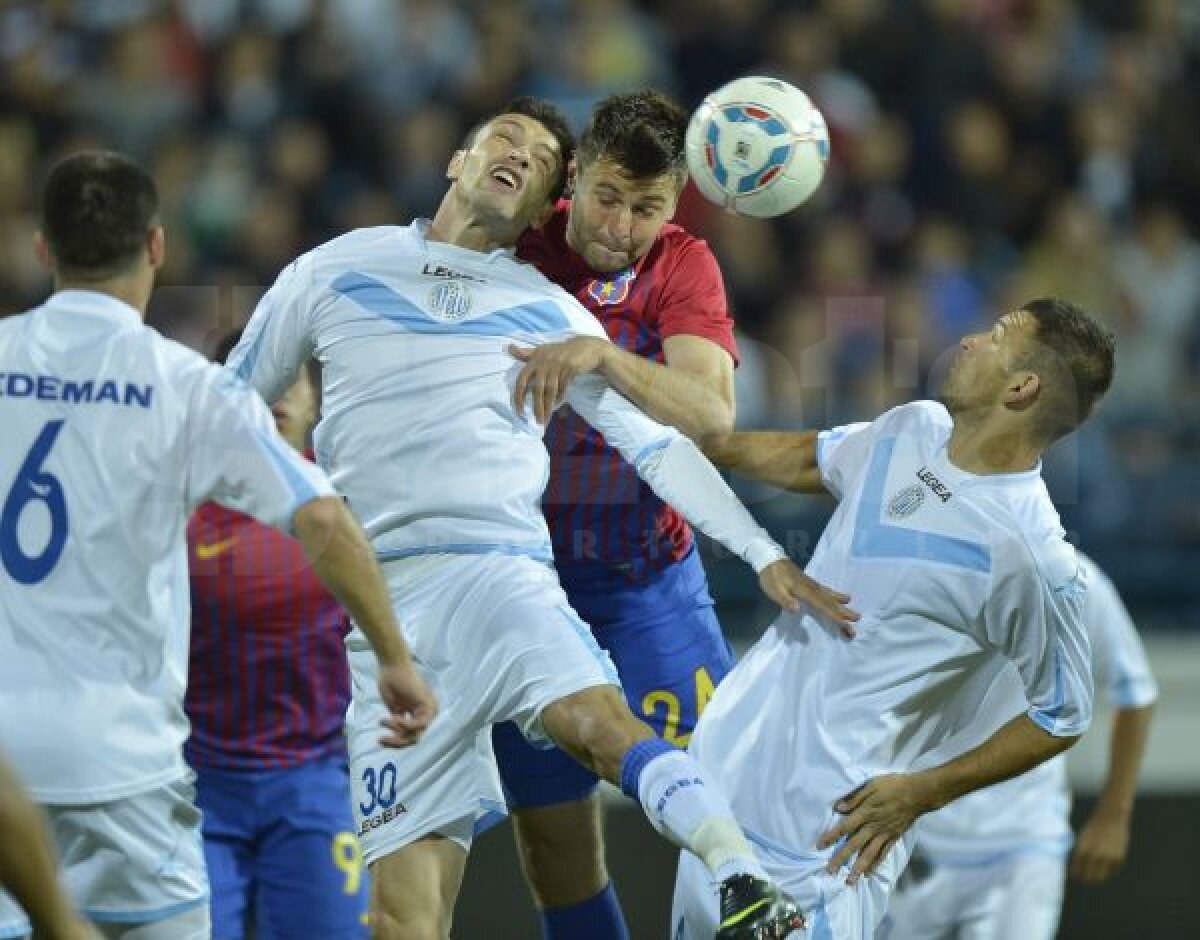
[715,874,806,940]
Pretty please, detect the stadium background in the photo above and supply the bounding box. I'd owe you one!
[0,1,1196,936]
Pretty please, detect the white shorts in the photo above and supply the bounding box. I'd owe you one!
[346,552,618,864]
[878,851,1065,940]
[671,834,900,940]
[0,776,209,938]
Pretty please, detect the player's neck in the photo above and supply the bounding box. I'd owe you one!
[54,274,150,319]
[427,193,520,254]
[946,416,1042,476]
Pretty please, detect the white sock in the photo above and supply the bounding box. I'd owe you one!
[625,745,767,882]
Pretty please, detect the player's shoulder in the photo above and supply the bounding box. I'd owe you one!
[990,500,1080,594]
[645,220,718,274]
[303,225,412,273]
[875,400,953,437]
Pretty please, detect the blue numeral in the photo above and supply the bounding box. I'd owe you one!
[1,421,68,584]
[359,761,399,816]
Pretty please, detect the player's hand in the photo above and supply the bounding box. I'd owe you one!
[377,660,438,748]
[818,774,925,884]
[758,559,858,637]
[1069,810,1131,883]
[510,338,609,424]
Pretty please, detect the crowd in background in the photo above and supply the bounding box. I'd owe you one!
[0,0,1196,622]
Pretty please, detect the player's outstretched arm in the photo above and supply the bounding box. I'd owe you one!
[510,334,734,437]
[565,376,857,630]
[1070,702,1155,883]
[817,713,1077,884]
[293,497,437,747]
[0,754,97,940]
[700,430,827,494]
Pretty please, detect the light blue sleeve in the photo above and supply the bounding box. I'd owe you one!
[1081,557,1159,709]
[986,537,1093,738]
[225,254,318,404]
[184,363,334,530]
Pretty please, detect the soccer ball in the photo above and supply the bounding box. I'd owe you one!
[685,76,830,218]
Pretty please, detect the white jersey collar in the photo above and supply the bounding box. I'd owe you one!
[46,289,144,325]
[410,218,517,263]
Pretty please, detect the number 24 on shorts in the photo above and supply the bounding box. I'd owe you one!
[641,666,716,747]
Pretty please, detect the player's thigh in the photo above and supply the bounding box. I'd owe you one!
[959,856,1065,940]
[876,861,959,940]
[192,768,255,940]
[48,778,209,929]
[369,832,467,940]
[671,850,719,940]
[94,904,211,940]
[254,761,367,940]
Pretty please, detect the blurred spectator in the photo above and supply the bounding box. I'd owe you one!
[0,0,1195,619]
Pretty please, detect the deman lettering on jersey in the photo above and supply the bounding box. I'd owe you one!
[421,262,484,283]
[0,372,154,409]
[358,802,407,836]
[916,466,952,502]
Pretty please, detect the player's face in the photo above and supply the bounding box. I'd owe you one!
[567,157,683,273]
[450,114,563,230]
[940,310,1035,413]
[271,371,318,452]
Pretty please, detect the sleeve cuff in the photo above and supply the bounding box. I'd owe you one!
[745,538,788,574]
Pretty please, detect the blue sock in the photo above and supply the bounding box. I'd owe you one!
[541,883,629,940]
[619,737,676,799]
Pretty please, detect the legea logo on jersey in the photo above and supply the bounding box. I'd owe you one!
[427,281,473,321]
[586,267,635,306]
[887,484,925,518]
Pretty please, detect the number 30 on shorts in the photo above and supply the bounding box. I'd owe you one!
[640,666,716,747]
[358,761,400,816]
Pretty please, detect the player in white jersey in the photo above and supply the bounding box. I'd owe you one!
[671,299,1117,939]
[881,553,1157,940]
[0,152,435,940]
[228,97,856,940]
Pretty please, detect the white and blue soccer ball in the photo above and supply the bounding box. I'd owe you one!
[685,76,830,218]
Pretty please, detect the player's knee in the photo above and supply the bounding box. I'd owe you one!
[546,687,645,779]
[370,900,447,940]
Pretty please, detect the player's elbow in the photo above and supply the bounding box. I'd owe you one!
[292,495,347,561]
[697,430,735,465]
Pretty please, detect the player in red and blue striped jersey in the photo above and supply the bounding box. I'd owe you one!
[494,91,740,940]
[184,332,367,940]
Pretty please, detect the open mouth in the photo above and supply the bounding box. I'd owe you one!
[489,166,522,191]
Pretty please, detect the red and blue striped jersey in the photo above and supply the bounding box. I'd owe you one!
[184,495,351,771]
[518,202,738,574]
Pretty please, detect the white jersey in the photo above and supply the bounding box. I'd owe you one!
[0,290,332,804]
[227,221,784,583]
[690,401,1093,867]
[916,553,1158,860]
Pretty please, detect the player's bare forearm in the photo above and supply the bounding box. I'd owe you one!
[699,430,826,494]
[0,757,83,938]
[910,713,1078,813]
[819,714,1077,882]
[293,497,409,668]
[597,339,734,438]
[1095,704,1154,820]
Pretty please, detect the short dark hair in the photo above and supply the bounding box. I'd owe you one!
[577,90,688,182]
[465,97,575,200]
[1019,297,1115,439]
[41,151,158,280]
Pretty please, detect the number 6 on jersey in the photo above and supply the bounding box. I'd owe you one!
[1,420,69,584]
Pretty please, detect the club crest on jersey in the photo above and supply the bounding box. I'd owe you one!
[586,268,635,306]
[427,280,473,321]
[887,484,925,519]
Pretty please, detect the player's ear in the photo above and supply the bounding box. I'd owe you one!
[564,157,578,197]
[147,224,166,270]
[1004,371,1040,410]
[32,231,53,273]
[446,149,466,182]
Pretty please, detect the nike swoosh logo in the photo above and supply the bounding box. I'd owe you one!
[195,538,237,560]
